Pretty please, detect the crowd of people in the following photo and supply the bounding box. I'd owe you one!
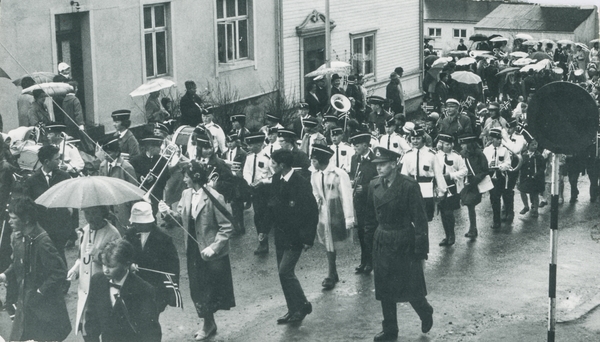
[0,34,598,340]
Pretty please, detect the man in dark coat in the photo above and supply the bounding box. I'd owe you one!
[85,239,161,342]
[434,72,449,113]
[130,136,171,215]
[386,70,404,115]
[276,129,311,180]
[112,110,141,159]
[349,132,379,274]
[179,80,204,127]
[330,73,346,97]
[365,147,433,341]
[268,149,318,324]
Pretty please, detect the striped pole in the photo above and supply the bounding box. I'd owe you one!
[548,153,559,342]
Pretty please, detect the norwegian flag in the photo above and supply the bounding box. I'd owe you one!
[500,101,512,112]
[164,274,183,308]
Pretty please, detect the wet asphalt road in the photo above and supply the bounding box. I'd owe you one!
[1,176,600,341]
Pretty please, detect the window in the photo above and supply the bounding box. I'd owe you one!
[144,4,169,78]
[351,33,375,77]
[453,29,467,38]
[428,28,442,37]
[216,0,250,63]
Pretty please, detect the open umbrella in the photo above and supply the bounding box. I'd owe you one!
[522,40,539,47]
[305,61,352,78]
[469,50,493,57]
[557,39,574,46]
[590,39,600,45]
[12,71,57,87]
[451,71,482,85]
[35,176,146,209]
[540,39,555,48]
[513,58,535,66]
[530,51,552,61]
[469,33,488,42]
[447,50,469,58]
[575,43,589,50]
[22,82,73,96]
[490,36,508,43]
[509,51,529,59]
[496,67,520,77]
[423,36,436,41]
[431,57,452,68]
[424,55,439,66]
[515,33,534,41]
[456,57,476,66]
[129,78,176,97]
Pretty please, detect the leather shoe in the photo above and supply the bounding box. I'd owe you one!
[438,238,449,246]
[355,264,366,273]
[447,235,455,246]
[253,242,269,255]
[277,312,292,324]
[286,302,312,323]
[193,325,217,341]
[322,277,336,290]
[363,264,373,275]
[421,310,433,333]
[373,330,398,341]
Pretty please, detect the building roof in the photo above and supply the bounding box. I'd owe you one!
[476,3,595,32]
[424,0,503,23]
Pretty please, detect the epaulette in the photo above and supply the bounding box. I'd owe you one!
[427,148,437,154]
[405,148,414,153]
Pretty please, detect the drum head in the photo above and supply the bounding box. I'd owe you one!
[528,81,599,154]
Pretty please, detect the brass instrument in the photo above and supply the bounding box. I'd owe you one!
[140,143,180,202]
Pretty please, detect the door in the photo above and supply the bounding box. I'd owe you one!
[303,35,325,96]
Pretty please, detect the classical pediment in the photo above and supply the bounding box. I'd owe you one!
[296,10,336,37]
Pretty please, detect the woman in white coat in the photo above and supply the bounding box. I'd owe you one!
[309,144,355,290]
[67,206,121,334]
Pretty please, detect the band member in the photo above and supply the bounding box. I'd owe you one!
[365,147,433,341]
[85,239,161,342]
[379,117,409,156]
[310,144,354,290]
[300,116,327,155]
[483,128,512,229]
[518,139,547,217]
[276,129,311,180]
[268,149,318,324]
[130,136,171,216]
[263,126,281,159]
[112,110,140,160]
[400,125,448,221]
[221,133,247,235]
[459,134,489,238]
[349,132,378,274]
[230,114,250,143]
[201,109,227,155]
[45,122,85,174]
[329,127,354,173]
[259,112,284,137]
[500,118,526,222]
[243,133,273,254]
[436,134,468,246]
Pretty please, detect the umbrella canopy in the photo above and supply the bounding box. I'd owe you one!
[22,82,73,96]
[456,57,476,66]
[469,50,493,57]
[557,39,574,46]
[574,43,589,50]
[35,176,146,209]
[522,40,539,46]
[509,51,529,59]
[469,33,488,42]
[530,51,552,61]
[431,57,452,69]
[496,67,520,77]
[424,55,439,66]
[520,64,543,73]
[451,71,482,85]
[12,71,57,87]
[129,78,176,97]
[590,39,599,45]
[423,36,436,41]
[515,33,534,41]
[305,61,352,78]
[490,36,508,43]
[513,58,535,66]
[447,50,469,57]
[540,39,555,48]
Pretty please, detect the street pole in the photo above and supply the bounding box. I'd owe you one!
[325,0,331,99]
[547,153,559,342]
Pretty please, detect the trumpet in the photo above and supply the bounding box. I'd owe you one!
[140,143,180,201]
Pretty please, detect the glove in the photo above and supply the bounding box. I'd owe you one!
[200,247,216,260]
[158,201,170,215]
[78,125,85,131]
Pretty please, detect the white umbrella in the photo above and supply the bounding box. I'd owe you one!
[431,57,451,68]
[557,39,574,46]
[469,50,493,57]
[575,43,589,51]
[129,78,176,97]
[522,40,539,47]
[305,61,352,78]
[513,58,535,66]
[515,33,534,41]
[490,36,508,43]
[535,59,553,69]
[456,57,477,66]
[510,51,529,58]
[22,82,73,96]
[451,71,482,85]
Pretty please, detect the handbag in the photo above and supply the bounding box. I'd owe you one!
[466,158,494,194]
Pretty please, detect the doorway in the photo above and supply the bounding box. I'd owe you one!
[302,35,325,97]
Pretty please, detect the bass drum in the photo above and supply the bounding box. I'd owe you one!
[171,125,195,156]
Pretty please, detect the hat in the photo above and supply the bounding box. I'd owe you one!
[153,122,170,135]
[507,118,518,128]
[324,114,338,123]
[437,133,454,143]
[302,117,319,128]
[230,114,245,123]
[488,102,500,110]
[367,95,385,105]
[331,127,344,136]
[446,98,460,106]
[58,62,70,72]
[331,73,342,81]
[101,138,120,152]
[193,125,208,136]
[266,112,281,122]
[130,201,155,223]
[245,132,265,145]
[372,146,402,163]
[195,133,212,147]
[389,72,400,80]
[111,109,131,121]
[201,106,215,115]
[489,128,503,139]
[428,112,440,121]
[277,129,297,140]
[347,75,356,83]
[267,126,279,135]
[349,132,371,145]
[45,122,66,133]
[458,134,478,144]
[385,117,396,127]
[410,124,425,137]
[402,122,415,135]
[140,136,163,146]
[311,144,334,161]
[226,132,239,142]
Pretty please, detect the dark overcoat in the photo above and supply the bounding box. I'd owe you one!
[364,171,429,302]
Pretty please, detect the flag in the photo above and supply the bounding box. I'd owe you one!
[164,274,183,308]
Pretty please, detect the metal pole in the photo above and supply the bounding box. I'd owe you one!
[548,153,559,342]
[325,0,332,99]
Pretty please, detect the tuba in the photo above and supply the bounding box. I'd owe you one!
[330,94,352,113]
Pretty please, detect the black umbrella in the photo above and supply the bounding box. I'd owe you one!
[469,33,488,42]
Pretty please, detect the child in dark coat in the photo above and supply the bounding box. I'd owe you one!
[518,139,546,217]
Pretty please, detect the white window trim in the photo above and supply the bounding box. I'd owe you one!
[428,27,442,38]
[214,0,255,74]
[453,28,467,38]
[350,30,377,80]
[141,2,172,79]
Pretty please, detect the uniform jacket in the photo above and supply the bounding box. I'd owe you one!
[221,147,247,178]
[350,151,379,220]
[329,142,354,173]
[116,130,141,159]
[379,133,410,156]
[437,114,473,142]
[269,170,318,250]
[243,150,272,185]
[400,146,448,193]
[124,225,180,312]
[364,172,429,302]
[436,150,468,196]
[84,272,161,342]
[7,228,71,341]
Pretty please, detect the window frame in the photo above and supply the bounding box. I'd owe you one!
[216,0,251,64]
[453,29,467,38]
[142,2,171,79]
[428,27,442,38]
[350,30,377,79]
